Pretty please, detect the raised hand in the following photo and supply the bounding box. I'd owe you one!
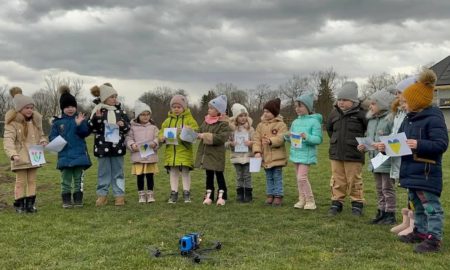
[75,112,86,126]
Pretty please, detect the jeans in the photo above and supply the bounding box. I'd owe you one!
[97,156,125,197]
[234,163,252,188]
[265,166,283,196]
[409,189,444,240]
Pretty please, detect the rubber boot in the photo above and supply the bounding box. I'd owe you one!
[369,209,385,224]
[379,212,396,225]
[398,211,415,236]
[13,198,26,214]
[62,193,73,209]
[236,187,244,203]
[216,190,226,206]
[25,196,37,213]
[73,191,83,207]
[203,189,213,205]
[391,208,410,234]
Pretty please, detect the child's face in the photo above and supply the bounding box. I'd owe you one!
[138,111,151,123]
[20,104,34,118]
[63,106,77,116]
[337,99,354,111]
[208,105,219,117]
[237,113,248,125]
[369,100,380,114]
[171,104,184,116]
[295,102,309,116]
[399,95,411,112]
[104,94,118,106]
[262,109,274,120]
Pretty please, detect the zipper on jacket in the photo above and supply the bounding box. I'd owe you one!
[172,116,179,167]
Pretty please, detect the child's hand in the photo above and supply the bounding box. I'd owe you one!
[406,139,417,149]
[357,144,366,152]
[244,140,253,147]
[131,144,139,152]
[262,135,271,146]
[373,142,385,152]
[12,155,20,163]
[160,136,166,143]
[197,133,204,140]
[229,141,236,147]
[150,142,157,149]
[75,113,86,126]
[95,109,102,117]
[40,141,48,147]
[117,121,124,127]
[254,153,261,158]
[300,133,307,139]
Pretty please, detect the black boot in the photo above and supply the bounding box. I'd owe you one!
[62,193,72,208]
[25,196,37,213]
[244,188,253,203]
[369,209,385,224]
[328,200,343,216]
[73,191,83,207]
[351,201,364,216]
[379,212,396,225]
[236,187,244,202]
[13,198,26,214]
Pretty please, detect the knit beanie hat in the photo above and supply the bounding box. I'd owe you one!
[369,89,396,111]
[385,84,397,96]
[402,69,436,111]
[170,95,188,109]
[263,98,281,117]
[134,100,152,118]
[9,87,35,112]
[90,83,118,103]
[209,95,227,114]
[231,103,248,117]
[296,92,314,113]
[337,81,359,102]
[59,85,77,111]
[396,75,417,93]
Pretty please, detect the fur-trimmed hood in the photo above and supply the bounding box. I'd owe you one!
[5,109,43,131]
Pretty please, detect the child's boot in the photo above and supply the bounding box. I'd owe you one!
[351,201,364,216]
[294,195,306,209]
[13,198,26,213]
[168,191,178,204]
[115,196,125,206]
[25,196,37,213]
[414,235,441,253]
[328,200,343,216]
[265,195,274,205]
[391,208,410,234]
[380,212,396,225]
[62,193,73,209]
[243,188,253,203]
[73,191,83,207]
[96,196,108,207]
[398,211,415,236]
[138,191,146,203]
[147,190,155,203]
[216,190,226,206]
[369,209,385,224]
[236,187,244,203]
[183,190,191,203]
[272,196,283,207]
[304,196,317,210]
[203,189,213,205]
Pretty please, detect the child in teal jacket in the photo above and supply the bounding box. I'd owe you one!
[286,92,323,210]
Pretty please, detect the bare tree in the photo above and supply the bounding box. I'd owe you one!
[0,85,13,136]
[310,68,343,124]
[279,74,310,108]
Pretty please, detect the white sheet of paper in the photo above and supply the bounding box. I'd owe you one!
[291,133,303,149]
[180,127,197,143]
[164,128,178,145]
[45,135,67,152]
[234,131,249,153]
[379,132,412,157]
[28,145,46,166]
[249,157,262,173]
[355,137,375,151]
[370,152,390,170]
[138,142,155,158]
[104,123,120,143]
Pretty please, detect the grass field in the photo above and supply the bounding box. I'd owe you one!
[0,136,449,270]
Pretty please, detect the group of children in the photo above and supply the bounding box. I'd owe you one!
[3,68,447,253]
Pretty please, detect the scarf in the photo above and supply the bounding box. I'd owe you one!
[205,115,220,125]
[90,103,118,124]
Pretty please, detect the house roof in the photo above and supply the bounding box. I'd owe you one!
[430,55,450,86]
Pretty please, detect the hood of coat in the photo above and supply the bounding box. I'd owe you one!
[5,109,43,130]
[260,114,284,123]
[167,108,193,118]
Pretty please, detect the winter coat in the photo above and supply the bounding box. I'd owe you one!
[126,120,159,164]
[253,115,288,169]
[49,114,92,170]
[390,109,407,179]
[286,113,323,165]
[226,116,255,164]
[365,111,393,173]
[3,110,48,171]
[159,109,199,169]
[399,106,448,196]
[327,104,368,163]
[195,118,231,171]
[88,104,130,158]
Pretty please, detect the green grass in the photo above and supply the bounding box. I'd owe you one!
[1,136,449,270]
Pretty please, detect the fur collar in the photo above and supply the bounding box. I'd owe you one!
[5,109,43,130]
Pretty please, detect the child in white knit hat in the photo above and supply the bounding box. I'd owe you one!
[195,95,231,206]
[226,103,254,203]
[126,101,159,203]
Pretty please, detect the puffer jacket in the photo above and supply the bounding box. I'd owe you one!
[126,120,159,163]
[226,116,255,164]
[253,115,288,168]
[399,106,448,196]
[286,113,323,165]
[195,118,231,171]
[365,110,393,173]
[159,109,199,169]
[49,113,91,170]
[3,110,48,171]
[327,104,368,162]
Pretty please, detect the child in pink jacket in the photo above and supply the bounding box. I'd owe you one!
[126,101,159,203]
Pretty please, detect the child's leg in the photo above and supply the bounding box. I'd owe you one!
[72,168,84,206]
[61,168,73,196]
[137,174,145,191]
[242,163,252,189]
[216,171,227,200]
[206,170,215,201]
[146,173,154,190]
[25,168,38,197]
[298,164,312,198]
[15,170,27,199]
[408,190,427,234]
[329,160,347,203]
[295,164,303,199]
[265,168,274,196]
[272,167,283,197]
[180,167,190,191]
[345,161,364,203]
[413,190,444,240]
[97,157,113,196]
[381,175,396,213]
[169,167,180,192]
[110,156,125,197]
[234,164,244,188]
[373,173,385,211]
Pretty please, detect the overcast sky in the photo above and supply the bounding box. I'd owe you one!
[1,0,449,106]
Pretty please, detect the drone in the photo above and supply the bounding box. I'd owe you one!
[149,232,222,264]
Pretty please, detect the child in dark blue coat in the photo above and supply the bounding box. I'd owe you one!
[49,86,92,208]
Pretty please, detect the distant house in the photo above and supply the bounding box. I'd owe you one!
[430,55,450,130]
